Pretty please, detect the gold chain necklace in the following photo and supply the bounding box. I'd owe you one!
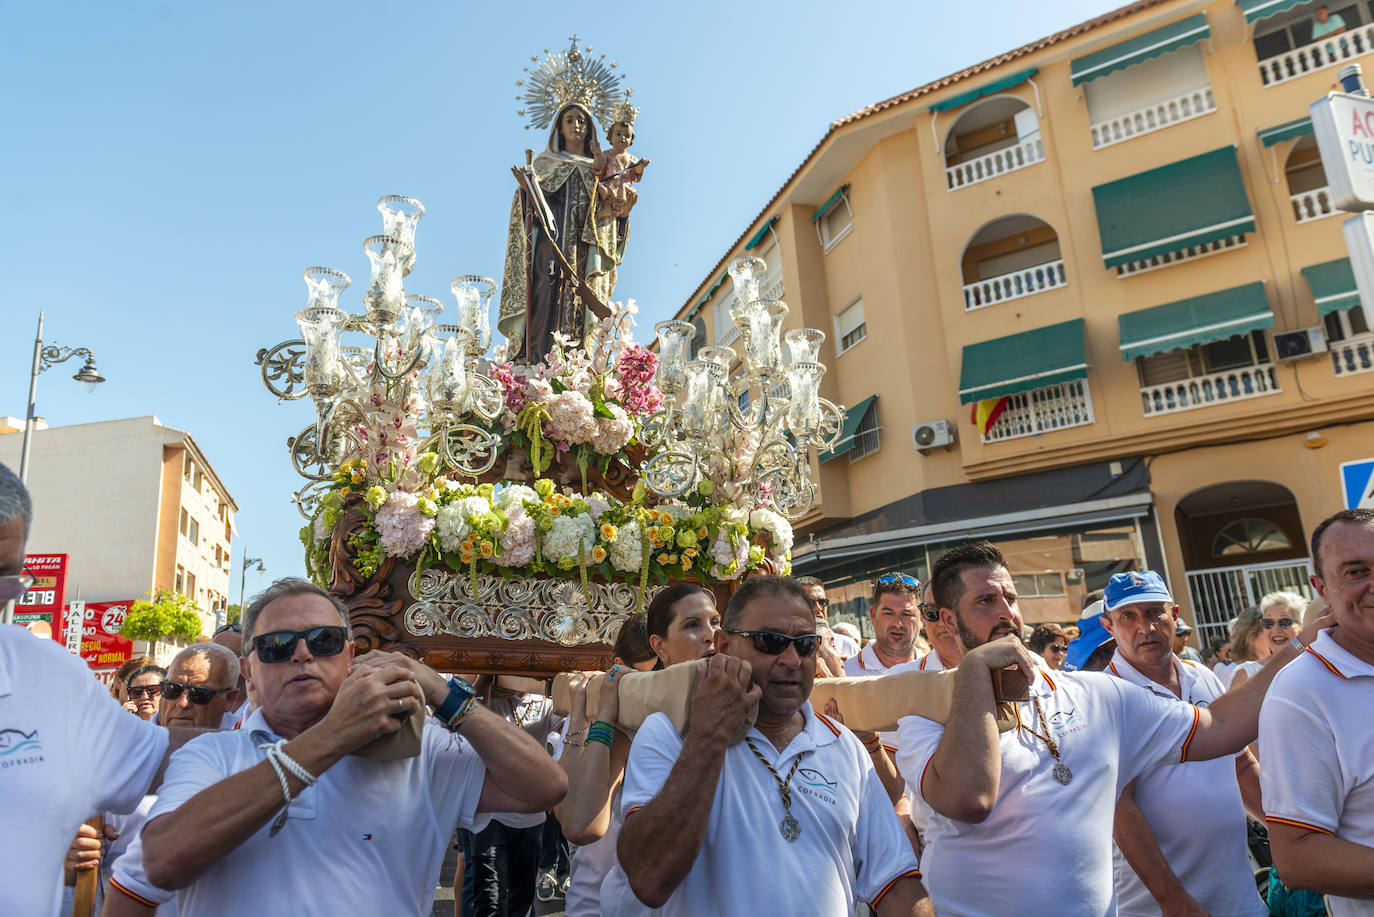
[743,737,807,842]
[1016,693,1073,785]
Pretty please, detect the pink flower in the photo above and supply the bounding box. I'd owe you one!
[591,404,634,454]
[547,391,597,444]
[494,508,536,566]
[374,491,434,559]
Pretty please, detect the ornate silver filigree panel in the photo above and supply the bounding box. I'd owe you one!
[404,569,662,646]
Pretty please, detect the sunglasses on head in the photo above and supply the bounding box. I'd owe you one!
[0,571,35,604]
[162,681,233,705]
[1047,643,1069,653]
[252,625,348,664]
[726,629,822,657]
[877,573,919,587]
[128,683,162,700]
[1261,617,1296,630]
[213,622,242,637]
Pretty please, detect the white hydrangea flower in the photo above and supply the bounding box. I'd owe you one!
[496,484,538,511]
[749,508,794,555]
[542,513,596,563]
[610,520,645,573]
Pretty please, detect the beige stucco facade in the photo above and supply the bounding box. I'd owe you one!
[672,0,1374,643]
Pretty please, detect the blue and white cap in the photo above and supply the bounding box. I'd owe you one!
[1104,570,1173,612]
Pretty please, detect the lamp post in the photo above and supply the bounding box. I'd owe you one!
[239,553,265,611]
[3,311,106,626]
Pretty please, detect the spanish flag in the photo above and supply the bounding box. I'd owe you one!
[971,396,1009,436]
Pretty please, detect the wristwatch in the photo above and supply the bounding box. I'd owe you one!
[434,676,478,730]
[1290,636,1307,653]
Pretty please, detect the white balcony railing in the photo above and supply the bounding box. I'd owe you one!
[946,137,1045,191]
[983,380,1094,443]
[1260,22,1374,87]
[1331,332,1374,376]
[1292,186,1338,223]
[1090,87,1216,149]
[964,260,1067,310]
[1140,364,1281,416]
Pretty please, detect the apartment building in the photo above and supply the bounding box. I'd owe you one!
[0,415,237,636]
[670,0,1374,644]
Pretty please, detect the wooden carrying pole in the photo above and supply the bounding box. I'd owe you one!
[71,816,103,917]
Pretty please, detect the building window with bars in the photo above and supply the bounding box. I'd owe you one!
[848,401,881,463]
[834,299,867,354]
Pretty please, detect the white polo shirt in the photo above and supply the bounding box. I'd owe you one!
[1259,630,1374,917]
[1107,651,1267,917]
[831,631,860,660]
[0,625,168,917]
[108,815,177,915]
[843,642,917,752]
[897,668,1201,917]
[620,702,921,916]
[147,708,490,916]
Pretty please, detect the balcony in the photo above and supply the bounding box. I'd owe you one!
[1331,332,1374,376]
[1089,87,1216,149]
[1291,186,1337,223]
[1260,21,1374,87]
[1140,364,1281,416]
[946,138,1044,190]
[983,380,1094,443]
[964,260,1066,310]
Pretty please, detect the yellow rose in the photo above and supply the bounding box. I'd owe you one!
[592,546,607,563]
[480,542,494,558]
[657,553,670,565]
[601,523,618,541]
[549,505,562,516]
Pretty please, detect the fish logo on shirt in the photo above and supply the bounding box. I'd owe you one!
[1048,709,1078,730]
[0,728,40,756]
[798,768,838,790]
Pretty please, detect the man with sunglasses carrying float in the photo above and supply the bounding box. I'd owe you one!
[140,577,567,916]
[617,575,932,916]
[1098,571,1268,917]
[895,542,1332,917]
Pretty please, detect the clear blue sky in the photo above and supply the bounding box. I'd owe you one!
[2,0,1115,603]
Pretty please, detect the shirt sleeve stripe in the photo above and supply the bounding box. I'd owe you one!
[1266,816,1336,835]
[1179,705,1201,762]
[816,714,842,737]
[871,868,923,907]
[918,754,934,802]
[881,744,897,754]
[624,805,643,818]
[109,877,160,907]
[1304,647,1347,680]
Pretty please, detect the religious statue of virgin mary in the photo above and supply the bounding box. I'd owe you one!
[499,39,637,364]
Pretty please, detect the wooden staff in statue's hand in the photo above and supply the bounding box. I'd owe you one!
[511,152,612,321]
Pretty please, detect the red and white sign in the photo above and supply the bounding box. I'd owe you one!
[55,600,136,670]
[14,553,67,628]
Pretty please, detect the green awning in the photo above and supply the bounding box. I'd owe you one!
[1092,146,1255,269]
[928,68,1038,113]
[1119,282,1274,361]
[1303,259,1362,316]
[744,217,778,251]
[819,395,877,462]
[1237,0,1310,24]
[1258,116,1313,146]
[958,319,1088,404]
[812,185,850,223]
[1071,13,1211,85]
[695,273,728,310]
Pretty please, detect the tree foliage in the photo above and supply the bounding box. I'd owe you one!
[225,604,242,626]
[120,591,204,642]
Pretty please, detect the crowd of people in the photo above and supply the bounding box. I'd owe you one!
[2,454,1372,917]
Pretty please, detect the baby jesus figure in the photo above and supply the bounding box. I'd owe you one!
[593,119,649,221]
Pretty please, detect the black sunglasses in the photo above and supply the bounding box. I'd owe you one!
[1261,617,1296,630]
[918,602,940,623]
[128,683,162,700]
[162,681,233,705]
[726,629,822,658]
[214,622,242,636]
[1047,643,1069,653]
[252,625,348,663]
[807,596,830,609]
[878,573,919,587]
[0,569,36,604]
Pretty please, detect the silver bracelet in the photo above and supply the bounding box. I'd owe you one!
[1290,636,1306,652]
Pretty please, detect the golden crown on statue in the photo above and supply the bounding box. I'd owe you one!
[611,91,639,127]
[516,35,630,131]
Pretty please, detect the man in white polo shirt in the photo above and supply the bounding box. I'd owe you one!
[618,575,931,915]
[140,577,567,916]
[0,461,177,916]
[897,542,1316,917]
[1260,508,1374,915]
[1100,570,1271,917]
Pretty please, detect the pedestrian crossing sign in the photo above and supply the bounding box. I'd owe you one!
[1341,458,1374,510]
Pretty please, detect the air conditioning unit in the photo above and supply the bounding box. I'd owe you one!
[1274,326,1328,361]
[912,420,956,454]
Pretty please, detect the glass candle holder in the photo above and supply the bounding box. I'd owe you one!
[654,320,695,396]
[784,361,825,439]
[696,345,734,373]
[727,256,768,310]
[295,307,348,399]
[303,267,351,312]
[450,275,496,357]
[784,328,826,365]
[739,299,787,376]
[362,234,413,327]
[424,324,475,415]
[377,195,425,275]
[681,361,722,439]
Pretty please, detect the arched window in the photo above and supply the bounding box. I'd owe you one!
[1212,518,1292,557]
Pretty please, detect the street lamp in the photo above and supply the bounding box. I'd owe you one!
[239,553,265,610]
[19,310,106,483]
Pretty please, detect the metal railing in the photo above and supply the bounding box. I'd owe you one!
[1090,87,1216,149]
[1292,186,1338,223]
[1331,332,1374,376]
[1186,559,1314,648]
[964,259,1067,310]
[1140,364,1281,416]
[1260,22,1374,87]
[946,137,1045,190]
[983,380,1094,443]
